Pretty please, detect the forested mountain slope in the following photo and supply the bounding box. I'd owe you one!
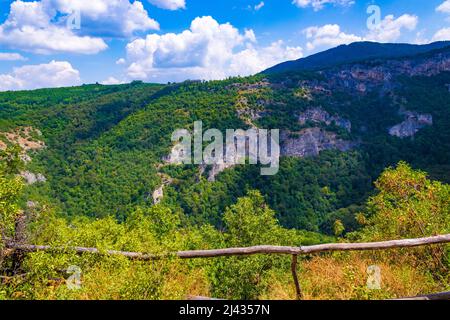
[1,42,450,234]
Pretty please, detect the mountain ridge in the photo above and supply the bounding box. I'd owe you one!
[263,41,450,74]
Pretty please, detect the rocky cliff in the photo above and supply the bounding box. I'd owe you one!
[297,107,352,132]
[389,111,433,138]
[288,51,450,96]
[281,128,355,158]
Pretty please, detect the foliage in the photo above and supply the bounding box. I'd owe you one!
[0,175,23,249]
[1,70,449,233]
[0,147,24,249]
[362,162,450,239]
[0,190,330,300]
[0,146,23,175]
[356,162,450,274]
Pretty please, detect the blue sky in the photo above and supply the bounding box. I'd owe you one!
[0,0,450,91]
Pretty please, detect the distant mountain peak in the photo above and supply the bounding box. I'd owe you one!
[263,41,450,74]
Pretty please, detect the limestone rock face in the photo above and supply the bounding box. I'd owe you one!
[298,52,450,96]
[227,80,270,91]
[20,171,47,185]
[164,144,188,165]
[281,128,355,158]
[389,111,433,138]
[206,162,236,182]
[152,185,164,205]
[298,107,352,132]
[150,174,173,205]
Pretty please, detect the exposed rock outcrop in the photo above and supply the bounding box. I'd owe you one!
[0,127,46,164]
[236,96,266,125]
[151,174,173,205]
[298,107,352,132]
[389,111,433,138]
[164,144,188,165]
[291,52,450,96]
[227,80,270,91]
[1,127,45,152]
[20,171,47,185]
[204,162,236,182]
[152,185,164,205]
[234,86,271,128]
[281,128,355,158]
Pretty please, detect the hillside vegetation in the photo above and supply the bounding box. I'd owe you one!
[0,42,449,299]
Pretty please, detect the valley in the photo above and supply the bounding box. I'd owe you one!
[1,42,449,300]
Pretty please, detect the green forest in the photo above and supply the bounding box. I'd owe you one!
[0,49,449,299]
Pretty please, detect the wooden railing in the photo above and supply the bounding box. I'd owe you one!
[4,234,450,300]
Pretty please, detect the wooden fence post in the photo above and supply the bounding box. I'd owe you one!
[291,255,302,300]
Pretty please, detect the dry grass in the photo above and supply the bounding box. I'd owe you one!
[6,251,445,300]
[161,264,210,300]
[260,252,442,300]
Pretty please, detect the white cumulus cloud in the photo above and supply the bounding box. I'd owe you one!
[0,60,81,92]
[0,0,107,54]
[366,14,418,42]
[124,16,303,82]
[304,24,362,50]
[0,0,161,54]
[0,53,27,61]
[148,0,185,10]
[0,26,108,55]
[304,14,418,51]
[48,0,160,37]
[437,0,450,14]
[292,0,354,11]
[432,27,450,41]
[116,58,126,65]
[101,76,125,85]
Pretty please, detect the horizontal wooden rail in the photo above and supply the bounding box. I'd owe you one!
[5,234,450,260]
[3,234,450,301]
[393,291,450,301]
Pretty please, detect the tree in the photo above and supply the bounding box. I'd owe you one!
[0,145,23,175]
[223,190,280,246]
[359,162,450,272]
[333,220,345,236]
[0,147,24,250]
[362,162,449,239]
[210,191,292,299]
